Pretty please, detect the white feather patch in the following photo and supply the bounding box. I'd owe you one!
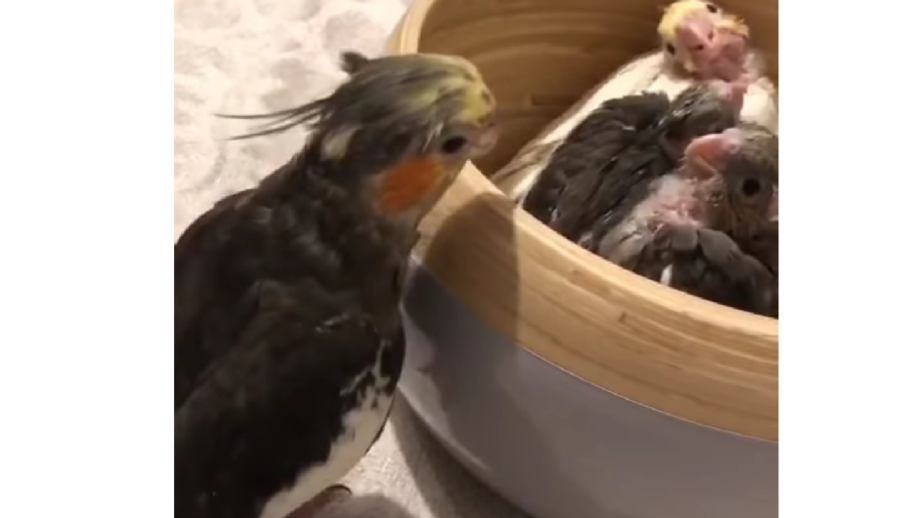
[660,264,674,286]
[257,348,393,518]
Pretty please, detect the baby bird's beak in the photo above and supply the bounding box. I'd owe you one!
[470,117,499,158]
[682,127,744,179]
[767,189,778,222]
[675,14,717,58]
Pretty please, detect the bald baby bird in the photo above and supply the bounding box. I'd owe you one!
[601,123,779,317]
[174,51,498,518]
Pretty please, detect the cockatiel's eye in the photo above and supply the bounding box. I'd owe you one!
[440,136,469,155]
[433,116,498,159]
[433,124,484,156]
[665,43,676,54]
[705,2,720,13]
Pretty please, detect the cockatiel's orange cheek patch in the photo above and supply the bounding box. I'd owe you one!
[376,157,444,214]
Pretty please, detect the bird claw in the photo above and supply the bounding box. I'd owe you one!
[285,485,353,518]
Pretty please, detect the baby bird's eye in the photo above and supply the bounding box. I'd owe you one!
[705,2,720,13]
[440,136,468,155]
[665,43,676,54]
[741,178,762,198]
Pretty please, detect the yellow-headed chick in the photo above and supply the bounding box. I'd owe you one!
[658,0,753,83]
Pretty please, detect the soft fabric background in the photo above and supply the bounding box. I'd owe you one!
[175,0,530,516]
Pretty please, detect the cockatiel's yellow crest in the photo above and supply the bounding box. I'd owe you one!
[404,54,495,129]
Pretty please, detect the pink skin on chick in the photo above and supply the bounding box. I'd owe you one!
[644,131,742,230]
[709,79,747,116]
[682,128,778,222]
[646,114,749,232]
[672,10,749,82]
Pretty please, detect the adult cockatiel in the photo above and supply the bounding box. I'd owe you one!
[521,80,744,243]
[598,123,779,317]
[174,51,498,518]
[491,0,777,203]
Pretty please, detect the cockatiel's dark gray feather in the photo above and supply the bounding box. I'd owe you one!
[174,169,408,513]
[522,81,743,246]
[175,51,497,518]
[522,92,672,238]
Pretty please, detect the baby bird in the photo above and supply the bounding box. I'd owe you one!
[598,123,779,317]
[658,0,754,83]
[521,80,744,245]
[174,51,498,518]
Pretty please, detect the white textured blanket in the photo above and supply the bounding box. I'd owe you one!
[174,0,528,516]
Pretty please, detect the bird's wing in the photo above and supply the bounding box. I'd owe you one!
[492,140,559,203]
[522,92,670,237]
[174,180,355,407]
[578,144,673,243]
[640,226,777,317]
[175,303,400,518]
[174,189,264,408]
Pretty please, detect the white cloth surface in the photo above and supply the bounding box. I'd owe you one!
[174,0,530,516]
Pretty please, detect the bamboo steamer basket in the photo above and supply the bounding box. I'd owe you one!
[387,1,778,517]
